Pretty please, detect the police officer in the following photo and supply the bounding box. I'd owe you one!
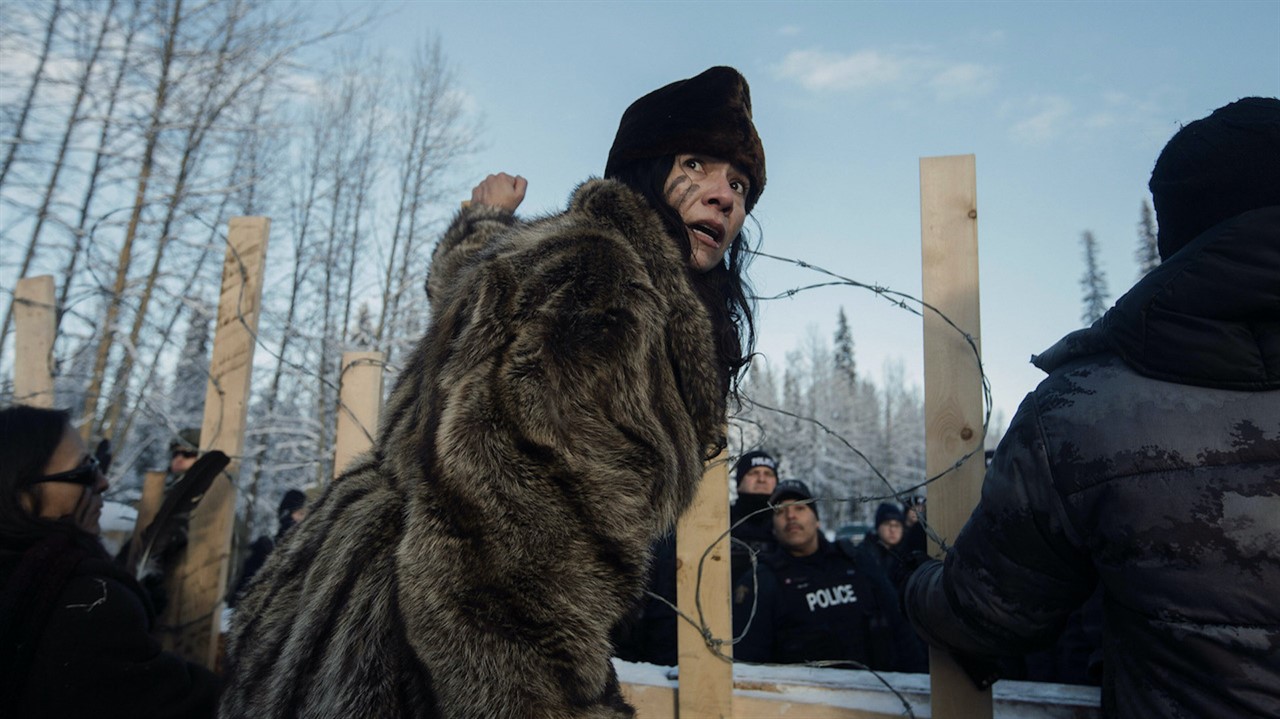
[733,480,922,670]
[729,449,780,583]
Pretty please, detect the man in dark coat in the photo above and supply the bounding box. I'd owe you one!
[856,502,910,589]
[734,480,922,671]
[905,97,1280,717]
[227,488,306,607]
[729,449,780,583]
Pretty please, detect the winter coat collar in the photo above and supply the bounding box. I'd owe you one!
[1034,206,1280,391]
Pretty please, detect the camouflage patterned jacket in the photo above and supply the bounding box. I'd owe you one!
[905,206,1280,717]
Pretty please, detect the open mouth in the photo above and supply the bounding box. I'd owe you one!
[687,222,724,247]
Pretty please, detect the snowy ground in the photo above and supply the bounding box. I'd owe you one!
[615,658,1101,718]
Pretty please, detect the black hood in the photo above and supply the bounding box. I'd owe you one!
[1035,206,1279,391]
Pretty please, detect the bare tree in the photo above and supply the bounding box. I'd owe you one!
[78,0,182,441]
[0,0,65,364]
[376,37,478,359]
[0,0,63,193]
[55,0,144,336]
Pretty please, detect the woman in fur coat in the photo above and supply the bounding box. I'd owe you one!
[221,66,767,719]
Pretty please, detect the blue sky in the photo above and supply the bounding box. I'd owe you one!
[323,0,1279,428]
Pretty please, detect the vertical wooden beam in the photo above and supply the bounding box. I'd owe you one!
[134,470,167,545]
[332,351,383,481]
[920,155,992,718]
[676,449,733,718]
[161,217,269,669]
[13,275,55,408]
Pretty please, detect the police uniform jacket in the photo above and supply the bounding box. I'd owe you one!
[733,534,911,670]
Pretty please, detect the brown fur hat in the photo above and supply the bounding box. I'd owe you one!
[605,66,766,212]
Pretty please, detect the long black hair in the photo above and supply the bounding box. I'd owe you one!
[607,155,757,401]
[0,405,95,549]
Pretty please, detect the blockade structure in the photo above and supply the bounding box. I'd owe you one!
[9,160,1102,718]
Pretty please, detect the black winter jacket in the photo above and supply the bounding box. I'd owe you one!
[729,492,778,583]
[905,207,1280,717]
[1,529,217,718]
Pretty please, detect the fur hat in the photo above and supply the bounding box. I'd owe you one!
[733,450,779,485]
[770,479,817,520]
[605,66,766,212]
[874,502,905,528]
[1148,96,1280,260]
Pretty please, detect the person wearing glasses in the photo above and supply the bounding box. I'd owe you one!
[167,428,200,480]
[0,404,216,718]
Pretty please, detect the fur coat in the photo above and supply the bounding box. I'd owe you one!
[220,179,726,718]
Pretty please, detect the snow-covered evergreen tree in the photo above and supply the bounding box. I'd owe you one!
[1136,200,1160,278]
[1080,230,1110,325]
[730,313,927,532]
[172,306,212,431]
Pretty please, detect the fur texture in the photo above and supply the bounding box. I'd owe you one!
[220,179,725,719]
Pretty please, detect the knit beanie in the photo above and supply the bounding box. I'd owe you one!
[770,479,817,520]
[278,489,306,518]
[874,502,905,528]
[1148,96,1280,260]
[733,450,779,486]
[168,427,201,454]
[605,66,766,212]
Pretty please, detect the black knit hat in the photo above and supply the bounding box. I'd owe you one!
[278,489,306,517]
[605,66,766,212]
[733,450,779,485]
[770,479,817,520]
[874,502,905,528]
[1148,96,1280,260]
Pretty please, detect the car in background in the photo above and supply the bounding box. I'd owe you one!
[834,523,873,545]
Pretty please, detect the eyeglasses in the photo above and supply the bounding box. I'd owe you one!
[28,455,103,487]
[171,449,198,459]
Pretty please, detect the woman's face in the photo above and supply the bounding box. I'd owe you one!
[32,424,109,534]
[663,154,749,273]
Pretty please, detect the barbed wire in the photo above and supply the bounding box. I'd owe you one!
[4,216,990,715]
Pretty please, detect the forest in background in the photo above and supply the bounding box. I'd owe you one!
[6,0,1162,541]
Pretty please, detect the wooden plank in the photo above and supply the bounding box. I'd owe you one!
[919,155,992,718]
[676,449,734,718]
[160,216,269,669]
[332,350,383,481]
[13,275,55,408]
[132,469,167,552]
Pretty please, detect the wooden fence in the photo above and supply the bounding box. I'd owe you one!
[9,157,1101,718]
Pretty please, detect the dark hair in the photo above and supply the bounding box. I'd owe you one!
[607,156,757,400]
[0,405,93,547]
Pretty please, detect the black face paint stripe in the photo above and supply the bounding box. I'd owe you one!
[664,175,698,212]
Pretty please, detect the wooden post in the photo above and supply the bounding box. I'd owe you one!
[161,217,269,668]
[13,276,55,408]
[332,351,383,481]
[920,155,992,718]
[675,449,734,718]
[134,470,167,545]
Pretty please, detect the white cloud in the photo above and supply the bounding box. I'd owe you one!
[774,49,905,92]
[1011,96,1073,143]
[778,25,802,37]
[775,48,995,102]
[930,63,996,101]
